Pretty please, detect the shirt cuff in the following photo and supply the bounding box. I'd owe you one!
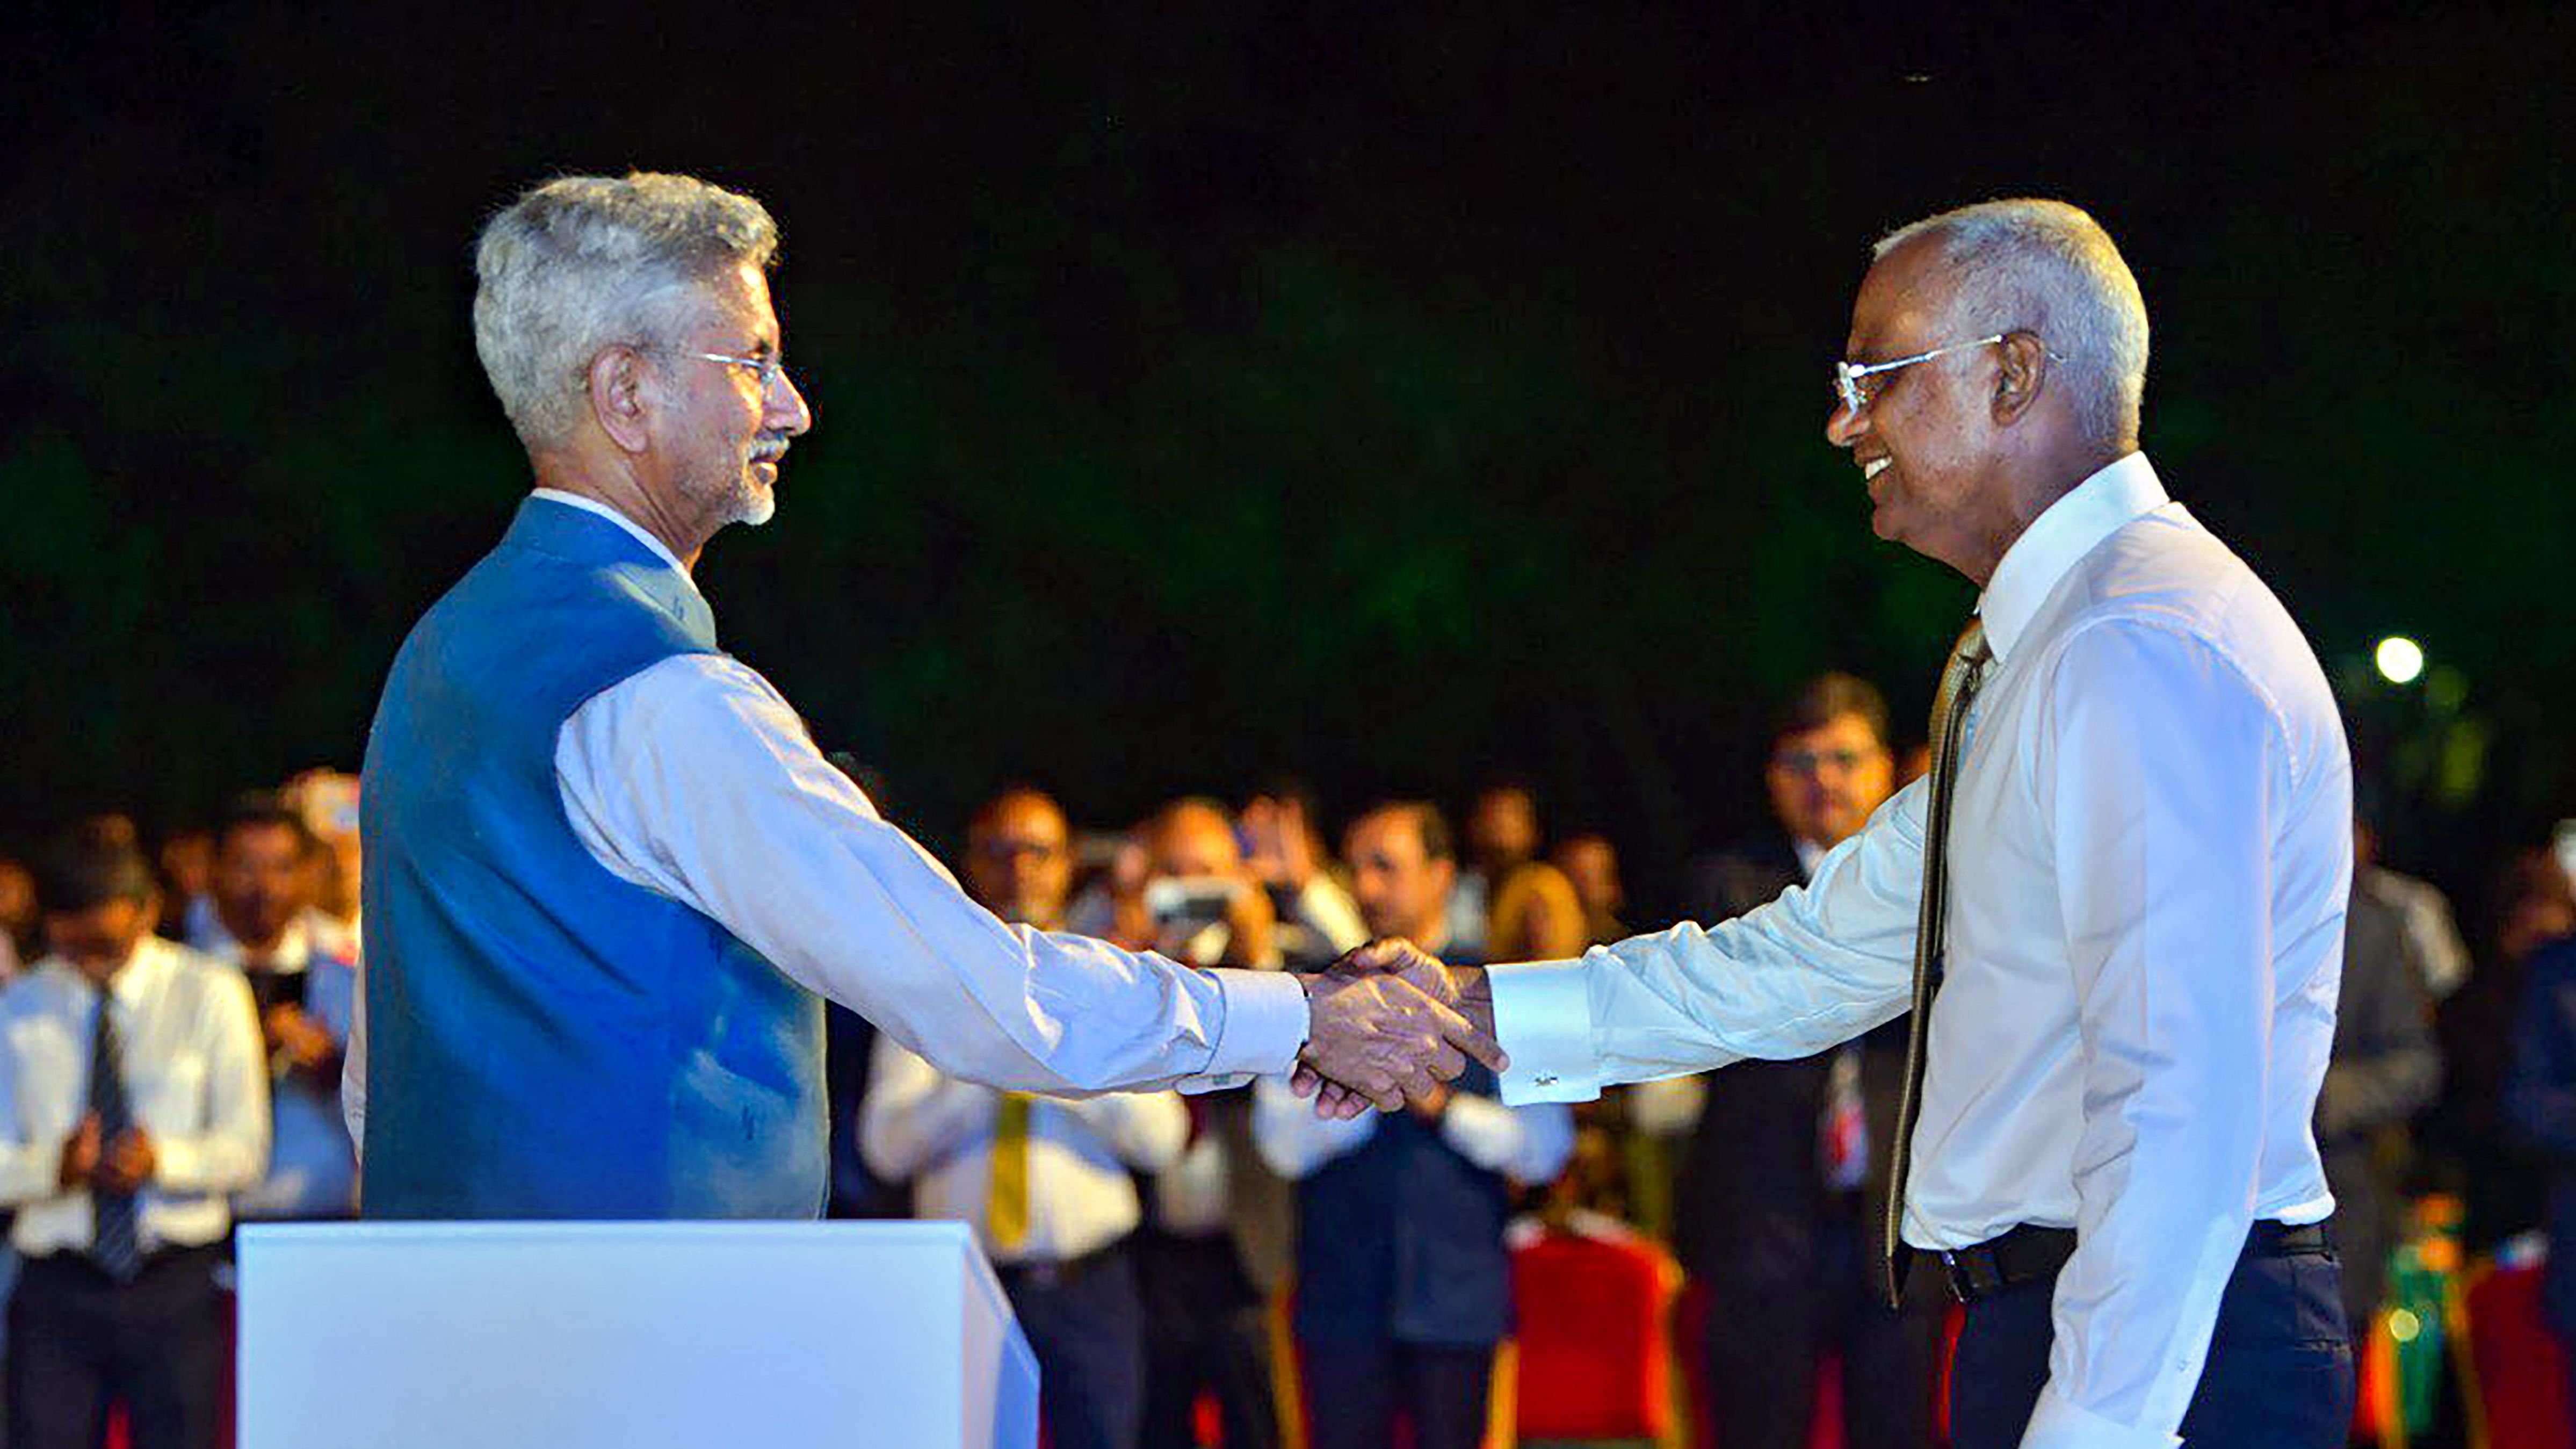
[1200,967,1309,1081]
[1490,957,1601,1105]
[2021,1385,2182,1449]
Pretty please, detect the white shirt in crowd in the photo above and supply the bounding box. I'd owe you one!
[344,489,1313,1142]
[0,936,272,1256]
[1488,453,2350,1449]
[1251,1072,1575,1185]
[860,1037,1188,1265]
[195,913,360,1220]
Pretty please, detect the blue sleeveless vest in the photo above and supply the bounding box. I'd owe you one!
[358,497,825,1220]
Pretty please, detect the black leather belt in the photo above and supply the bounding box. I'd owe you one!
[1940,1219,2330,1304]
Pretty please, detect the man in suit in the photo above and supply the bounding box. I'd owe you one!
[1256,802,1573,1449]
[2318,835,2441,1342]
[2501,917,2576,1416]
[1674,674,1942,1449]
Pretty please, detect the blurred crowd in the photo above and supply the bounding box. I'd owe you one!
[3,670,2574,1449]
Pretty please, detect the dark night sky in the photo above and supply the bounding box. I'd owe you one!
[2,4,2570,917]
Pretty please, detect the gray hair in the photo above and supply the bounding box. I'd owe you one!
[471,171,780,448]
[1874,199,2148,449]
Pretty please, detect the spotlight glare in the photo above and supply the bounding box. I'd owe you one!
[2375,636,2426,686]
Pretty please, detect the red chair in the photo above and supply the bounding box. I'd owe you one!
[2462,1259,2572,1449]
[1509,1228,1682,1442]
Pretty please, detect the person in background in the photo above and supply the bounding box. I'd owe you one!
[194,794,360,1222]
[0,828,268,1449]
[1550,831,1628,947]
[1458,780,1585,963]
[863,787,1184,1449]
[2355,816,2471,1002]
[1094,798,1292,1449]
[1663,673,1941,1449]
[0,854,37,981]
[282,769,364,958]
[1240,781,1367,969]
[152,828,216,949]
[2317,829,2442,1344]
[2503,897,2576,1431]
[2434,848,2576,1250]
[1255,801,1574,1449]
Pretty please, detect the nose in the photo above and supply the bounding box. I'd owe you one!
[769,371,814,436]
[1825,394,1866,450]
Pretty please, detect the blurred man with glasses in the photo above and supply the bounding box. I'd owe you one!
[1655,674,1940,1449]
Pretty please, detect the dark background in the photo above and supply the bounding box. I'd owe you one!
[2,3,2569,923]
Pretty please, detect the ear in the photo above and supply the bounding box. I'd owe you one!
[584,345,657,455]
[1429,857,1457,899]
[1990,330,2047,427]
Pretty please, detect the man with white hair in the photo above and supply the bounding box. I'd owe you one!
[1330,200,2355,1447]
[353,171,1499,1221]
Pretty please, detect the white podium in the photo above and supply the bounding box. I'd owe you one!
[237,1220,1038,1449]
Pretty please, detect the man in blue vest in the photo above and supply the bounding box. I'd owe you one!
[1254,802,1573,1449]
[351,171,1500,1221]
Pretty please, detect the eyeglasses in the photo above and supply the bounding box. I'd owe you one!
[682,349,795,393]
[1832,334,2005,415]
[1770,746,1887,777]
[585,346,797,393]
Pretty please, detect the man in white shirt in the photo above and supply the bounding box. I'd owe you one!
[351,171,1499,1221]
[863,787,1184,1449]
[0,830,270,1449]
[192,794,359,1221]
[1321,200,2355,1449]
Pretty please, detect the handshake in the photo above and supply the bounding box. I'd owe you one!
[1290,939,1500,1120]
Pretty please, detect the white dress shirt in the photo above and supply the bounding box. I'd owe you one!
[859,1036,1188,1265]
[200,918,360,1220]
[1488,454,2350,1449]
[0,937,272,1256]
[342,490,1312,1144]
[1250,1074,1574,1185]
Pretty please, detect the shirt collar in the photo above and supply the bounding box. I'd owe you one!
[529,488,694,581]
[1976,451,2168,663]
[45,934,175,1004]
[230,917,312,974]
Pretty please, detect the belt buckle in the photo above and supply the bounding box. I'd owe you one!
[1940,1250,1973,1303]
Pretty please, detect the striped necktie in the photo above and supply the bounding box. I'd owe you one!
[1882,616,1991,1307]
[89,994,144,1282]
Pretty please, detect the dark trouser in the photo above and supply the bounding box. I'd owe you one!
[1000,1240,1147,1449]
[1297,1339,1492,1449]
[1702,1214,1942,1449]
[1948,1228,2354,1449]
[5,1245,228,1449]
[1137,1235,1278,1449]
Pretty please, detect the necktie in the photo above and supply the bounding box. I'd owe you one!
[1882,617,1991,1307]
[88,995,144,1282]
[986,1093,1032,1256]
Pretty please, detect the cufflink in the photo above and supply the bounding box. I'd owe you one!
[1534,1073,1558,1086]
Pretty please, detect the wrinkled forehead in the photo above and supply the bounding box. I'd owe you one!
[1846,236,1958,357]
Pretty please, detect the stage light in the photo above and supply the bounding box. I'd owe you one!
[2375,636,2425,686]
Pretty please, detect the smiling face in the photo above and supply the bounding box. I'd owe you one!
[653,260,812,535]
[1825,237,2021,580]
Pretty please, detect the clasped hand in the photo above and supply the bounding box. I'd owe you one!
[1292,939,1501,1119]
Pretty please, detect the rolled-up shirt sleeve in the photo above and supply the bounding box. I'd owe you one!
[2021,620,2287,1449]
[556,654,1308,1096]
[1488,781,1927,1104]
